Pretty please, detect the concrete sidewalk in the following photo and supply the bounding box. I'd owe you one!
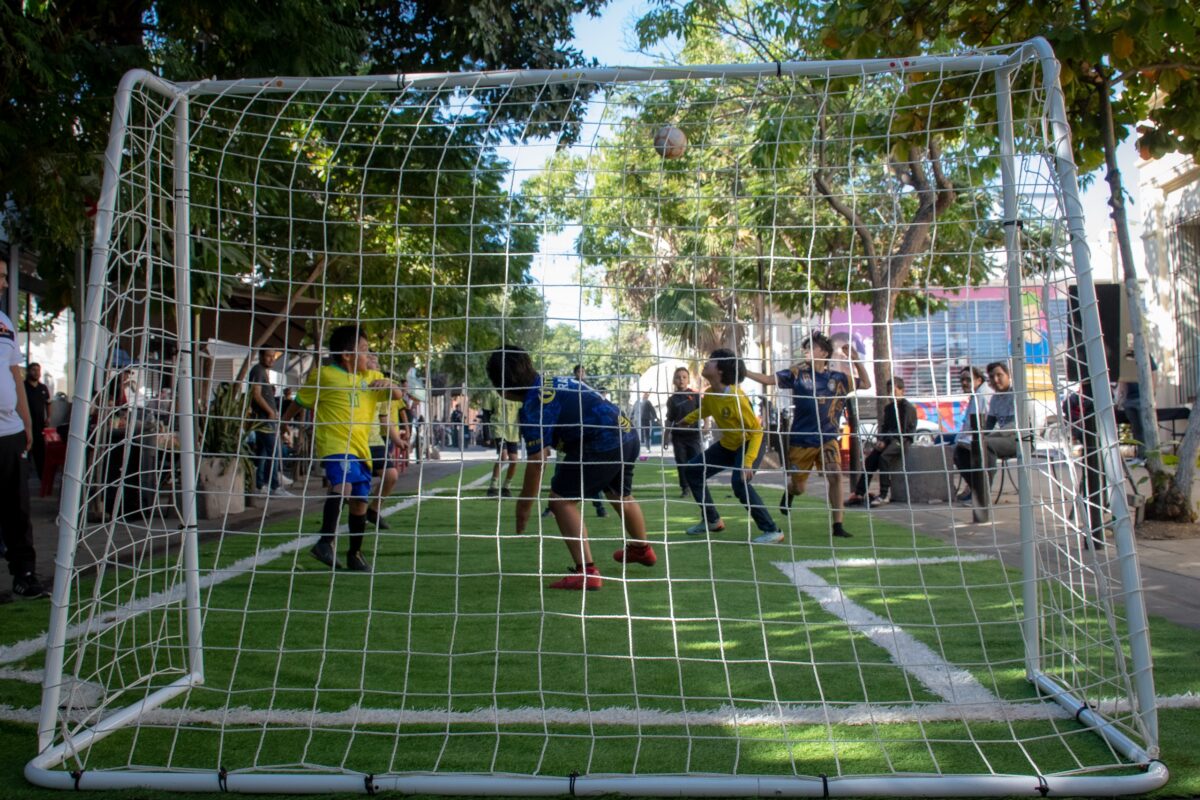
[4,450,1198,632]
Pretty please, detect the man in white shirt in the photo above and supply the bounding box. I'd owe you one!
[0,251,45,599]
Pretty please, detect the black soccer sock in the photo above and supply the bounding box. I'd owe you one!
[321,496,343,538]
[348,513,366,554]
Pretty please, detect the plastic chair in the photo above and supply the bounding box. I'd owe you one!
[41,428,68,497]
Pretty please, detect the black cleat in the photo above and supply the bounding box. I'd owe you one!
[310,540,343,570]
[346,550,372,572]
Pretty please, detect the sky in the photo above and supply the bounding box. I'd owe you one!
[539,2,1144,338]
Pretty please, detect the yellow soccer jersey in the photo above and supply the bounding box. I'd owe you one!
[295,365,391,465]
[681,386,762,469]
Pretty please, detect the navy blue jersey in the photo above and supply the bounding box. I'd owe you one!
[519,376,631,455]
[778,367,851,447]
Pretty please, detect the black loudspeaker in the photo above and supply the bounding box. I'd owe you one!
[1068,282,1129,382]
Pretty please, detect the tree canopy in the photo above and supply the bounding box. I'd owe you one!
[1,0,607,313]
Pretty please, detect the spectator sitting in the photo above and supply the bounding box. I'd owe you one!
[847,377,917,507]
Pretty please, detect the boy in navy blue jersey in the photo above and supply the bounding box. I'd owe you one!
[487,345,653,591]
[745,332,870,539]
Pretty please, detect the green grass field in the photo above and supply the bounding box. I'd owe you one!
[2,460,1199,797]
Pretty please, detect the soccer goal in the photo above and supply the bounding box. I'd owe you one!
[26,38,1166,795]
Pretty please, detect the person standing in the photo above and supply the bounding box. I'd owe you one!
[664,366,702,498]
[23,362,51,479]
[634,391,658,448]
[248,348,291,497]
[283,326,403,572]
[0,253,45,598]
[484,389,522,498]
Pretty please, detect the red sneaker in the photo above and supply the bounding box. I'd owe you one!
[550,565,603,591]
[613,543,657,567]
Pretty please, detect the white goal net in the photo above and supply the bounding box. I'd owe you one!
[25,39,1165,795]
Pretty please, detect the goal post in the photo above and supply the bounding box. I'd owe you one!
[27,39,1167,795]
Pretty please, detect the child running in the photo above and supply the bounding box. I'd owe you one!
[679,349,783,544]
[744,332,870,540]
[487,345,653,591]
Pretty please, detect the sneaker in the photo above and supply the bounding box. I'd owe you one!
[685,520,725,536]
[270,487,295,498]
[550,565,602,591]
[310,540,343,570]
[345,550,372,572]
[541,506,554,518]
[832,526,853,539]
[500,487,513,498]
[779,492,793,515]
[365,508,389,530]
[955,490,973,503]
[753,529,785,545]
[871,494,890,507]
[845,494,865,507]
[11,573,48,599]
[486,487,499,498]
[279,475,295,487]
[613,543,657,566]
[595,504,608,518]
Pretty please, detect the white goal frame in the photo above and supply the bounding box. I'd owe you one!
[27,38,1166,796]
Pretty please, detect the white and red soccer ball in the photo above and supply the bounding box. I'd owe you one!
[653,125,687,159]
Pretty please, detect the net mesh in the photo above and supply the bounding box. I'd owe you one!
[29,45,1159,789]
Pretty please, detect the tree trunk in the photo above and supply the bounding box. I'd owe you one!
[1152,375,1199,522]
[1098,78,1161,466]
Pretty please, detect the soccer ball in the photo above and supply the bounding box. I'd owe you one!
[653,125,687,159]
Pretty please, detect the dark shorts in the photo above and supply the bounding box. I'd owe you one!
[369,445,394,477]
[550,436,639,500]
[495,439,520,456]
[322,455,373,498]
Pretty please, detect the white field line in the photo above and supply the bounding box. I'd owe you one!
[2,695,1199,728]
[773,558,999,705]
[0,475,491,667]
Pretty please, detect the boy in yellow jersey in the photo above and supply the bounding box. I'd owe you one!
[680,349,782,544]
[283,325,403,572]
[363,352,409,530]
[480,390,522,497]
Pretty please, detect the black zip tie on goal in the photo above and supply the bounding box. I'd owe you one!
[71,769,83,790]
[218,766,228,792]
[820,772,830,798]
[1074,702,1094,723]
[397,73,408,92]
[1002,219,1024,229]
[568,769,580,795]
[775,60,783,78]
[1035,774,1050,797]
[364,773,377,795]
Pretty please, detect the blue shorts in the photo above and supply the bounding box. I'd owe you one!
[322,455,373,498]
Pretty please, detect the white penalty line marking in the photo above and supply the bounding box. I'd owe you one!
[0,474,493,667]
[774,556,999,706]
[2,695,1199,728]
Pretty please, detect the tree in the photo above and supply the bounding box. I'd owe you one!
[813,0,1200,520]
[559,18,997,398]
[1,0,608,312]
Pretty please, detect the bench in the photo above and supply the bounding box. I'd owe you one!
[884,445,955,504]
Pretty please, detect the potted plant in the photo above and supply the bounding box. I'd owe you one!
[196,382,256,519]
